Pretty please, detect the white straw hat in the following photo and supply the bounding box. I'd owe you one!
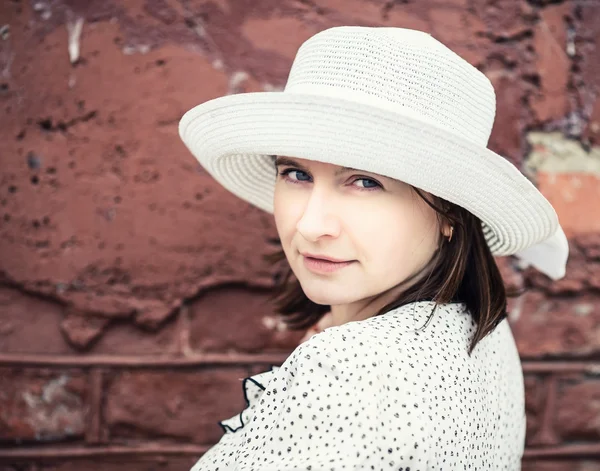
[179,26,569,280]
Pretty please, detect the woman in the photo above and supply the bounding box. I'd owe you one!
[179,26,569,470]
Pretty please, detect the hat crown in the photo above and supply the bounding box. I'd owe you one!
[284,26,496,146]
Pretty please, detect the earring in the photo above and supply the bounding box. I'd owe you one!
[447,226,454,242]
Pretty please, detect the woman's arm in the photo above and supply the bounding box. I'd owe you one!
[238,326,430,470]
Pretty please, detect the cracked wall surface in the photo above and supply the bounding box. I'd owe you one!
[0,0,599,469]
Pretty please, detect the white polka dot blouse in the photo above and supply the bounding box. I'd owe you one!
[191,301,526,470]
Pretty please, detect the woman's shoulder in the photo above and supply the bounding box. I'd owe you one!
[304,300,505,369]
[290,302,458,370]
[313,301,470,346]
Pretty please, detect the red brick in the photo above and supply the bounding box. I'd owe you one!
[0,17,276,327]
[104,367,250,444]
[511,292,600,358]
[0,287,183,355]
[90,311,183,355]
[522,461,600,471]
[577,233,600,262]
[576,3,600,146]
[530,3,571,122]
[470,0,534,39]
[188,286,303,353]
[0,368,88,443]
[524,375,545,445]
[296,0,430,30]
[60,310,111,350]
[428,6,488,65]
[488,73,526,164]
[576,3,600,97]
[242,16,320,60]
[584,98,600,146]
[536,172,600,236]
[0,287,71,354]
[496,256,525,293]
[555,378,600,442]
[0,458,198,471]
[524,234,599,295]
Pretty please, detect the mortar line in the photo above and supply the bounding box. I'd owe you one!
[1,354,600,371]
[0,352,290,367]
[2,442,600,460]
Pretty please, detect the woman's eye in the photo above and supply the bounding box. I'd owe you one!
[353,178,381,189]
[280,169,311,182]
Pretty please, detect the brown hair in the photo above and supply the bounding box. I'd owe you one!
[266,186,523,356]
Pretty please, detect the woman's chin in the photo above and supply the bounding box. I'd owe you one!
[300,284,359,306]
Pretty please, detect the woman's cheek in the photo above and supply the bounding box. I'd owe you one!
[274,192,298,239]
[343,206,392,249]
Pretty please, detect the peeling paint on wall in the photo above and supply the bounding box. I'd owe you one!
[525,132,600,176]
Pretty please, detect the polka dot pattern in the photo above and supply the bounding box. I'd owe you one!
[192,301,525,470]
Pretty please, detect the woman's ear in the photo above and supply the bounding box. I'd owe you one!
[441,221,454,239]
[442,223,454,242]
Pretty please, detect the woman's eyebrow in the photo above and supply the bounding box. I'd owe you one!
[274,158,371,178]
[274,156,307,170]
[334,166,361,176]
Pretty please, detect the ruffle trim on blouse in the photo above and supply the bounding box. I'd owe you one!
[218,364,281,434]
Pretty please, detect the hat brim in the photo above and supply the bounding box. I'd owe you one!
[179,91,564,268]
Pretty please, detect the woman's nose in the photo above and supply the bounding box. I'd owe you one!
[295,189,341,242]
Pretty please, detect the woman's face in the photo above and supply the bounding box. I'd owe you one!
[273,156,443,307]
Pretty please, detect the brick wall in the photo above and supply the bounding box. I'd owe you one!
[0,0,599,469]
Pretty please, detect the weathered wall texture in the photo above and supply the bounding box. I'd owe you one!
[0,0,599,469]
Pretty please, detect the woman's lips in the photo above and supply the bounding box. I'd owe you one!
[302,255,355,274]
